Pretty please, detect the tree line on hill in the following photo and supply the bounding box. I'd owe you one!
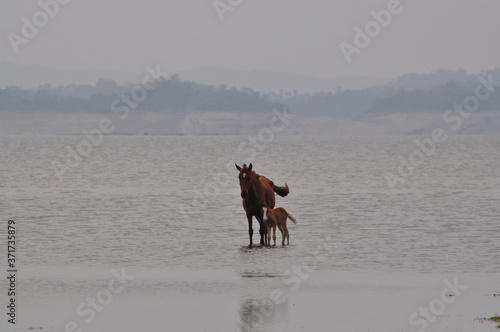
[0,75,282,114]
[367,80,500,113]
[286,69,500,116]
[1,69,499,117]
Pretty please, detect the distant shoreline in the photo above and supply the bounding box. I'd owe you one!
[2,110,500,136]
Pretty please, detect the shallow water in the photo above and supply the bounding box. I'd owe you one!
[1,135,499,331]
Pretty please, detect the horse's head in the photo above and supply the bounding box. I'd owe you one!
[235,163,253,199]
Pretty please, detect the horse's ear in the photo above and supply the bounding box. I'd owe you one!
[248,163,253,171]
[235,163,242,171]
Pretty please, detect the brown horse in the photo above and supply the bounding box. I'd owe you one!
[235,163,289,246]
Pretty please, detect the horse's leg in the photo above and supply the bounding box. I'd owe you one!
[257,214,265,245]
[247,213,253,246]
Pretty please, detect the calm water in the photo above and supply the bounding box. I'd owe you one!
[1,135,499,331]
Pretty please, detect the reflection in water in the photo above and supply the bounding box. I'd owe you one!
[238,297,288,332]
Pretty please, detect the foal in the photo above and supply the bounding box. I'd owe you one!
[263,207,297,246]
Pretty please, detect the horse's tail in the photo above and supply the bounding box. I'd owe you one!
[286,211,297,224]
[273,183,289,197]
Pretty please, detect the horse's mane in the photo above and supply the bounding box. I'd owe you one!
[250,170,262,179]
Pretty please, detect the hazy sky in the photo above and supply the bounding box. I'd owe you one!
[1,0,499,78]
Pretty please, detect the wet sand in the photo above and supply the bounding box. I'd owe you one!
[2,268,499,332]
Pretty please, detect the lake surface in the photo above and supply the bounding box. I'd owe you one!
[1,135,499,331]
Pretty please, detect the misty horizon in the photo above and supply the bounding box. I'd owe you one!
[2,1,500,79]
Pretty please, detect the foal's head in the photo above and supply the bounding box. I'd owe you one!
[235,163,253,199]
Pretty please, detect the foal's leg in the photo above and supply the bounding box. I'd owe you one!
[278,220,289,245]
[272,224,277,246]
[266,220,271,245]
[277,223,286,246]
[284,222,290,245]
